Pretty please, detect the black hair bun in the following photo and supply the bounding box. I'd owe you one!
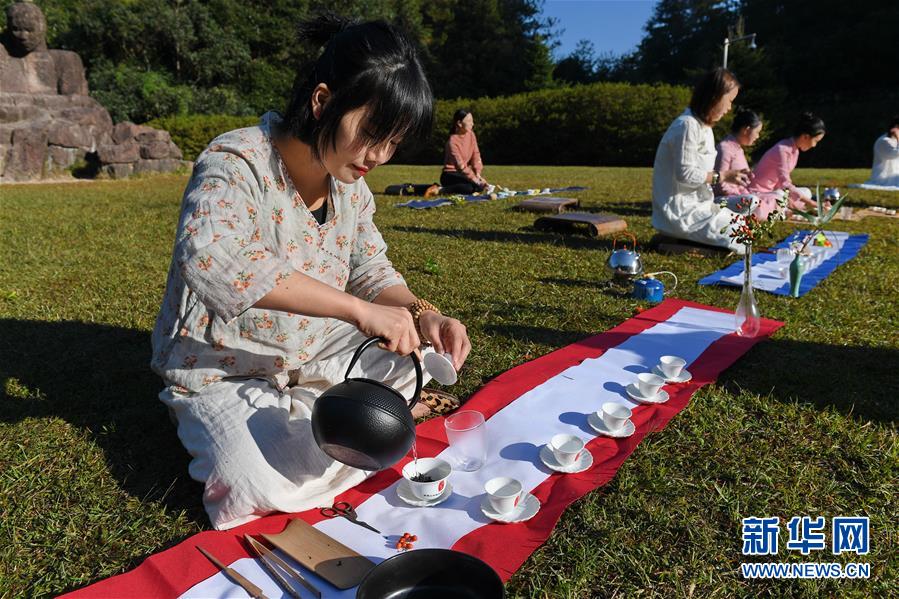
[297,12,356,48]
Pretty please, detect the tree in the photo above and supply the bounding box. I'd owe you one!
[6,0,557,121]
[554,40,597,85]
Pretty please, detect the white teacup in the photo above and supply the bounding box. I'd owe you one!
[601,402,632,431]
[637,372,665,398]
[402,457,452,500]
[484,476,523,514]
[549,434,584,465]
[658,355,686,379]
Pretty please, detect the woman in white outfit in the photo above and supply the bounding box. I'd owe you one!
[863,116,899,188]
[651,68,750,252]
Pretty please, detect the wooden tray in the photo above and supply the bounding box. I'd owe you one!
[534,212,627,237]
[515,196,579,213]
[261,519,375,590]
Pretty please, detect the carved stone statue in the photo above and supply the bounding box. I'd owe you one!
[0,0,89,95]
[0,1,189,182]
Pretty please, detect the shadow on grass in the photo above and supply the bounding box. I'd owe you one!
[0,318,204,522]
[539,277,634,299]
[483,323,597,348]
[389,225,618,250]
[574,201,653,217]
[721,338,897,423]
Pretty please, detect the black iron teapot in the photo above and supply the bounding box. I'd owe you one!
[311,336,422,470]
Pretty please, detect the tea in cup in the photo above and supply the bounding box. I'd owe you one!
[484,476,523,514]
[549,434,584,465]
[402,457,452,500]
[637,372,665,397]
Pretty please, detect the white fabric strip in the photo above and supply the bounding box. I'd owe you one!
[182,307,735,598]
[722,231,849,292]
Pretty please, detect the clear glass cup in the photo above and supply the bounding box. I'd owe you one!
[444,410,487,471]
[775,248,793,262]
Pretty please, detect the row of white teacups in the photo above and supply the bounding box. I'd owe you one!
[395,354,693,523]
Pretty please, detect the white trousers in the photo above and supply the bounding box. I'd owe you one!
[160,321,430,530]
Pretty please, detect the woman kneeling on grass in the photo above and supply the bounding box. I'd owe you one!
[151,15,471,530]
[748,112,827,215]
[714,108,763,198]
[438,109,492,195]
[651,67,750,252]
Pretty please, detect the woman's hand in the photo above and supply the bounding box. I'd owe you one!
[353,302,420,356]
[418,311,471,371]
[723,168,751,186]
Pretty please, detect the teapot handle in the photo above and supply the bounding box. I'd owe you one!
[344,337,423,410]
[612,231,637,251]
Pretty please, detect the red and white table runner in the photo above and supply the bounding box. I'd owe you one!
[64,299,783,598]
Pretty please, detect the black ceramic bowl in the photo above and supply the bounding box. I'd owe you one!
[357,549,504,599]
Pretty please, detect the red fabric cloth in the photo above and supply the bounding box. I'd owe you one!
[62,299,783,597]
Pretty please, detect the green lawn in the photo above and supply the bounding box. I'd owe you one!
[1,166,896,597]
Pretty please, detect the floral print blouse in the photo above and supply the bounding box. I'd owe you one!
[151,112,405,393]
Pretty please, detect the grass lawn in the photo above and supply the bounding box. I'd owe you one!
[1,165,896,597]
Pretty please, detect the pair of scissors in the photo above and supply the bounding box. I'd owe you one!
[320,501,381,534]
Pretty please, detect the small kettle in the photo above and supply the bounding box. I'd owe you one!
[606,232,644,280]
[632,271,677,304]
[311,337,422,471]
[632,276,665,303]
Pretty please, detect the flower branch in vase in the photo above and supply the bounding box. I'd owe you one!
[786,184,848,296]
[719,192,789,337]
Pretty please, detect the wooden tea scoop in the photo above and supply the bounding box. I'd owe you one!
[196,545,269,599]
[245,534,322,599]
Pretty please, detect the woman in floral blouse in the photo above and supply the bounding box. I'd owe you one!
[151,16,471,530]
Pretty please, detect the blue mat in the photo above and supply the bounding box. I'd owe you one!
[394,186,588,209]
[698,230,869,297]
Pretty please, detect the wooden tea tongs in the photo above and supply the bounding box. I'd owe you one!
[196,545,269,599]
[244,534,322,599]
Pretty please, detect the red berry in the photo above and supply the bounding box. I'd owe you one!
[410,535,418,542]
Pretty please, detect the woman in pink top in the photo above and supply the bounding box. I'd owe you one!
[440,109,490,194]
[714,108,762,197]
[749,112,826,214]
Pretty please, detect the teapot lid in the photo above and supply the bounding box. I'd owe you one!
[423,349,457,386]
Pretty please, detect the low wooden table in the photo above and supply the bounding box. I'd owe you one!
[533,212,627,237]
[515,197,580,213]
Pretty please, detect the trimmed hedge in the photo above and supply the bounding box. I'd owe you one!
[147,83,690,166]
[146,83,694,166]
[398,82,693,166]
[145,83,897,168]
